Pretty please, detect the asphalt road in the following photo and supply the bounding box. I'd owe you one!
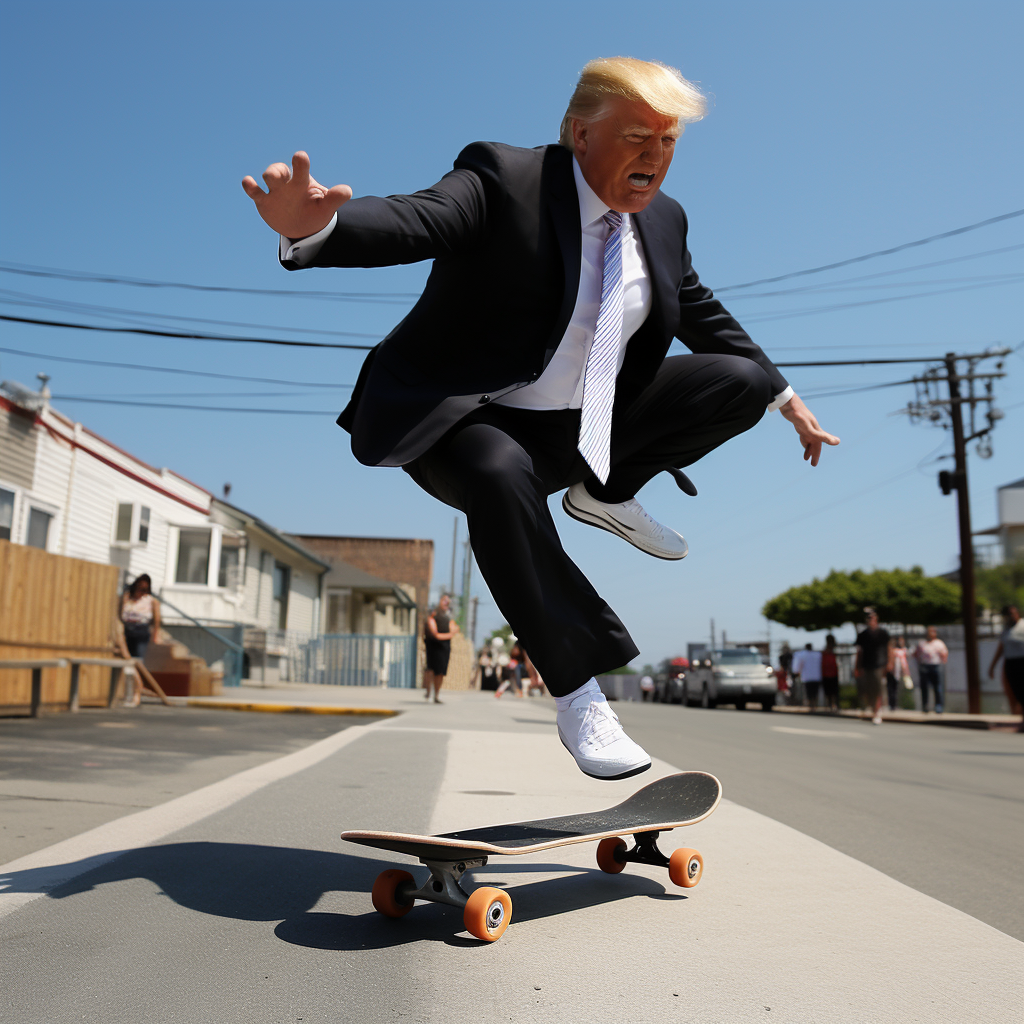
[618,702,1024,940]
[0,706,383,862]
[0,696,1020,1023]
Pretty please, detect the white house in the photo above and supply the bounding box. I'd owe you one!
[0,377,328,681]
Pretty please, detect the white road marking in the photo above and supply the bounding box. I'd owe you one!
[772,725,868,738]
[0,718,389,921]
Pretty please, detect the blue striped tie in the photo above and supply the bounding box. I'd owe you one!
[578,210,624,484]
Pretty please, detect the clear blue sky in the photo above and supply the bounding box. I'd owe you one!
[2,1,1021,663]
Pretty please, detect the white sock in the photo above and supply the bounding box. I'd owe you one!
[554,677,603,712]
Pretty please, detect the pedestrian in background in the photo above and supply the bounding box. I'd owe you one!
[791,643,823,711]
[888,636,912,712]
[988,604,1024,731]
[777,643,793,701]
[913,626,948,714]
[495,643,524,699]
[821,634,840,712]
[120,574,161,663]
[855,608,891,725]
[640,674,655,702]
[423,594,457,703]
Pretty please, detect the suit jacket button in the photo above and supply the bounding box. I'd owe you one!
[479,394,491,404]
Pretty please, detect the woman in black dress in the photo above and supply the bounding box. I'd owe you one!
[423,594,457,703]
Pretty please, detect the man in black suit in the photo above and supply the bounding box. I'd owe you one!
[243,57,838,780]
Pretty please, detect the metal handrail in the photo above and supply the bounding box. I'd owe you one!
[155,592,244,653]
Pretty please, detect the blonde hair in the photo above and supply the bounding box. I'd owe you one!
[559,57,706,148]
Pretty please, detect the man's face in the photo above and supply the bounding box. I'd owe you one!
[927,626,937,640]
[439,595,450,612]
[1009,607,1021,624]
[572,96,680,214]
[867,614,879,629]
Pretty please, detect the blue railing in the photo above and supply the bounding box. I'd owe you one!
[302,634,417,688]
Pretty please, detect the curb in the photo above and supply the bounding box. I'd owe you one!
[176,699,399,717]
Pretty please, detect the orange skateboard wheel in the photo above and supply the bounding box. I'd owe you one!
[596,836,627,874]
[669,847,703,888]
[371,869,415,918]
[463,886,512,942]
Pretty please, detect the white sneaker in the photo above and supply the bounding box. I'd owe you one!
[872,715,883,725]
[562,483,688,560]
[557,692,652,780]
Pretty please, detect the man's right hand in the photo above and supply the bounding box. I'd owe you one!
[242,151,352,239]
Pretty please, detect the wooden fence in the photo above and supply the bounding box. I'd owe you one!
[0,540,120,713]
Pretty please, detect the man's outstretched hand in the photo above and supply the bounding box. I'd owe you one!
[780,394,840,467]
[242,151,352,239]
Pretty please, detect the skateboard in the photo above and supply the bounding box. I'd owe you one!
[341,771,721,942]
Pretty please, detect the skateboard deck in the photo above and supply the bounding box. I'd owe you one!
[343,771,721,942]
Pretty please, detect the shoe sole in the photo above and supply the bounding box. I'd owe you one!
[558,735,653,780]
[562,493,687,561]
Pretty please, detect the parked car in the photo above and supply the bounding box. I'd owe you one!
[683,648,777,710]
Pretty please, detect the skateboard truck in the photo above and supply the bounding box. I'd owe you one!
[373,857,512,943]
[618,830,671,869]
[397,857,488,911]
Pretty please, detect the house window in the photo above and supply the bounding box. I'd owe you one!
[115,503,133,543]
[272,561,290,629]
[26,507,53,550]
[394,606,410,631]
[219,536,241,588]
[0,488,13,542]
[176,529,211,584]
[115,503,151,546]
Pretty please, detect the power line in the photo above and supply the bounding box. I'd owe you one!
[0,262,418,302]
[50,395,338,414]
[0,314,376,350]
[0,344,355,388]
[0,289,382,339]
[720,243,1024,300]
[741,276,1023,325]
[716,208,1024,292]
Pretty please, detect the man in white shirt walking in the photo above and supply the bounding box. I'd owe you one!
[791,643,824,710]
[242,57,838,780]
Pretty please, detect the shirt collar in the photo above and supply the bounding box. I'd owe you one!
[572,156,626,230]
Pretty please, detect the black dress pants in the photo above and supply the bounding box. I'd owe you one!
[405,353,772,697]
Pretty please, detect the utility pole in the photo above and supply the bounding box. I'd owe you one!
[458,535,473,631]
[902,347,1009,714]
[449,517,458,599]
[944,353,981,714]
[710,618,716,651]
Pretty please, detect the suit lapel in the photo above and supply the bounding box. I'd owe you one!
[541,146,582,362]
[630,204,674,337]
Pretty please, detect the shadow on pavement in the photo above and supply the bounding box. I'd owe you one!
[4,840,685,948]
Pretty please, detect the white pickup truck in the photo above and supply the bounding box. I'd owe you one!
[683,648,777,711]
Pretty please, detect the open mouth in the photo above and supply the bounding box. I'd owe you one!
[627,173,655,189]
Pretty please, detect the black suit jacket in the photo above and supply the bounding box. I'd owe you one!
[284,142,789,467]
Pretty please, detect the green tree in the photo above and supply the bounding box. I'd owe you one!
[762,567,960,631]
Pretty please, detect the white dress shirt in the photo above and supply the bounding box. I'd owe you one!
[279,162,794,412]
